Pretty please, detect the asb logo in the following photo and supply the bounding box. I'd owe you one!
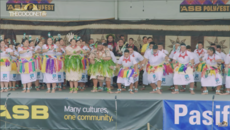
[0,105,49,119]
[180,0,230,12]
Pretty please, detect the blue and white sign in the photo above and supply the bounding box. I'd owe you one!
[163,100,230,130]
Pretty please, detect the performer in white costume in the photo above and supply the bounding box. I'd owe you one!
[34,38,44,90]
[158,43,174,88]
[216,45,226,88]
[113,49,138,94]
[168,42,181,91]
[41,33,58,93]
[224,51,230,95]
[128,46,143,92]
[142,45,169,94]
[194,42,207,89]
[54,35,65,91]
[172,43,195,94]
[9,40,20,91]
[0,36,14,92]
[180,45,199,92]
[141,42,155,90]
[200,47,222,95]
[18,34,37,93]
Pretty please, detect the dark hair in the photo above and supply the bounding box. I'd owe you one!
[158,43,163,46]
[210,43,216,46]
[119,35,124,38]
[97,42,103,46]
[127,46,133,49]
[208,47,215,54]
[129,38,134,41]
[103,43,108,47]
[147,37,152,40]
[15,43,20,50]
[186,45,191,49]
[180,43,186,46]
[198,41,203,45]
[142,36,147,40]
[0,40,4,43]
[119,39,123,41]
[106,35,115,44]
[29,40,34,44]
[21,38,28,45]
[153,45,158,49]
[70,38,76,42]
[149,42,155,45]
[4,38,7,40]
[216,45,221,49]
[124,49,129,53]
[58,38,63,42]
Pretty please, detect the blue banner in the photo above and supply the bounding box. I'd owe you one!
[163,100,230,130]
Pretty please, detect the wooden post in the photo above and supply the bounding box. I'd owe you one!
[147,123,150,130]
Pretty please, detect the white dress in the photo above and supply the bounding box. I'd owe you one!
[18,47,37,84]
[144,50,166,84]
[130,51,144,83]
[173,51,194,85]
[10,51,21,81]
[117,56,137,86]
[216,51,226,85]
[194,49,207,82]
[42,44,59,83]
[201,54,222,87]
[225,54,230,88]
[0,48,13,82]
[158,49,174,86]
[142,49,152,85]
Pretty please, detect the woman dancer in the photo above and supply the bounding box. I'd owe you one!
[59,35,67,89]
[172,43,195,95]
[34,38,44,91]
[65,36,86,93]
[112,49,138,94]
[9,40,20,91]
[200,47,223,95]
[54,37,65,91]
[18,34,37,93]
[0,37,14,92]
[224,51,230,95]
[41,33,59,93]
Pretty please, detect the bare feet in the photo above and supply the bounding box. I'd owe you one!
[190,91,195,95]
[51,89,55,93]
[180,89,186,92]
[201,92,208,95]
[46,90,51,93]
[129,91,134,94]
[26,90,30,93]
[58,88,62,91]
[172,91,179,94]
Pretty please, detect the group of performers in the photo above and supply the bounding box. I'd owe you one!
[0,33,230,95]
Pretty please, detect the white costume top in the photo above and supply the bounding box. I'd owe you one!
[118,56,137,67]
[11,51,19,60]
[110,51,117,64]
[159,49,169,55]
[55,48,65,56]
[130,51,144,63]
[42,44,57,55]
[191,52,199,65]
[216,51,226,61]
[144,50,166,66]
[202,54,221,66]
[224,54,230,65]
[169,50,180,59]
[173,51,194,64]
[35,45,43,56]
[18,47,33,57]
[1,48,13,58]
[194,49,207,58]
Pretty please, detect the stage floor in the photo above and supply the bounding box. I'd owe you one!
[0,86,228,101]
